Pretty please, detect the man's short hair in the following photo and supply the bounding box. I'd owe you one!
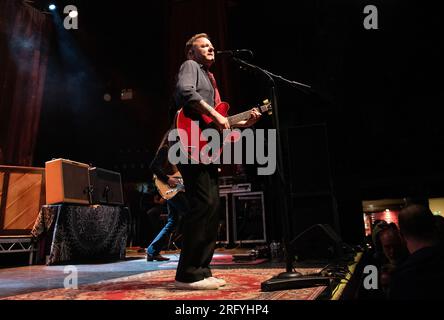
[398,204,436,241]
[184,33,210,57]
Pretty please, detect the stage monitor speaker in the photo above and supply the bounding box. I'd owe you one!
[45,159,90,205]
[290,224,343,261]
[89,167,124,205]
[216,193,229,244]
[0,166,46,235]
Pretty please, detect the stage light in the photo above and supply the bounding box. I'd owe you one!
[69,10,78,18]
[120,89,133,100]
[48,4,56,11]
[103,93,112,102]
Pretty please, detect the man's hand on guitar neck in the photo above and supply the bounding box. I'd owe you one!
[234,108,262,128]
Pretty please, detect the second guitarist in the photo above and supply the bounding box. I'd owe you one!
[147,130,189,262]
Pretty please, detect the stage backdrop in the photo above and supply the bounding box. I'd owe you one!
[0,0,52,166]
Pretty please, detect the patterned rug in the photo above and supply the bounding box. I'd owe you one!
[159,254,268,268]
[2,268,326,300]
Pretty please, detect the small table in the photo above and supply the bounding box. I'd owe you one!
[32,204,129,265]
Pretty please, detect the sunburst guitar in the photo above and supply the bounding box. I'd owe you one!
[154,173,185,200]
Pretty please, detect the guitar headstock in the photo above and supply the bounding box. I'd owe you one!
[260,99,272,115]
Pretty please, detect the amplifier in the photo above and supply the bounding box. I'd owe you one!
[45,159,90,205]
[89,167,124,205]
[232,191,266,244]
[216,194,229,244]
[219,183,251,194]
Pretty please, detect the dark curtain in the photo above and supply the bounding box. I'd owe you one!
[0,0,52,166]
[166,0,230,101]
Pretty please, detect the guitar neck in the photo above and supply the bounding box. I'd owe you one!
[228,110,252,126]
[227,104,269,126]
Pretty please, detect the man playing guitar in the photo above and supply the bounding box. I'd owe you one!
[173,33,261,290]
[147,131,188,262]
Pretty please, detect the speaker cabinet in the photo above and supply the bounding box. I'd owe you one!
[216,194,229,244]
[232,192,267,244]
[290,224,343,261]
[89,167,124,205]
[45,159,90,205]
[0,166,46,235]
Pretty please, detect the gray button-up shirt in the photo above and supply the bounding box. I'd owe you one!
[174,60,216,113]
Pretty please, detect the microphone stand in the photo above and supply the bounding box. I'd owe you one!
[232,57,313,285]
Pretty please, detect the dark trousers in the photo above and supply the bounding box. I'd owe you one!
[175,163,220,283]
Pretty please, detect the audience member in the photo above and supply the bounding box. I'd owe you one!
[357,220,389,300]
[370,220,389,265]
[378,224,409,296]
[434,215,444,245]
[389,204,444,299]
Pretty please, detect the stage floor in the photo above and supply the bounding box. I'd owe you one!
[0,248,332,300]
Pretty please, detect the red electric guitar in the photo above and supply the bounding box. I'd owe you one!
[175,100,272,164]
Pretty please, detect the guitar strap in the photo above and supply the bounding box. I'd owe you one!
[152,125,179,181]
[155,130,170,155]
[206,71,221,105]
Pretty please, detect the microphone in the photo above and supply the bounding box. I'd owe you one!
[216,49,253,57]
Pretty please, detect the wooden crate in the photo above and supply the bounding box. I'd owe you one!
[0,166,46,235]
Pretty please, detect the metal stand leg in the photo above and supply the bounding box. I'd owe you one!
[29,243,34,265]
[167,233,180,251]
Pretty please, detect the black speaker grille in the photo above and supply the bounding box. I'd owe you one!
[61,162,89,201]
[89,168,123,205]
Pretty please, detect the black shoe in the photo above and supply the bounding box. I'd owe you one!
[147,253,170,262]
